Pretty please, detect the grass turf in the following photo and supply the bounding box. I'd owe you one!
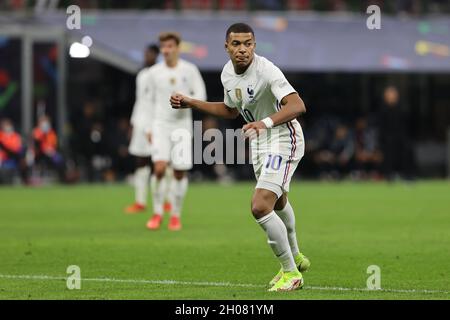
[0,181,449,300]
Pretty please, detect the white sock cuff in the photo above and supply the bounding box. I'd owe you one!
[256,211,276,225]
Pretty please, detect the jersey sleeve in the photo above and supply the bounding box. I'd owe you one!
[223,88,237,109]
[221,67,237,109]
[143,70,155,134]
[267,63,297,103]
[130,73,141,126]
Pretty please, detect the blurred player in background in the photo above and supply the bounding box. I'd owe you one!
[146,32,206,231]
[124,44,161,214]
[171,23,309,291]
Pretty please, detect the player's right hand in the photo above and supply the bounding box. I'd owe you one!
[170,93,190,109]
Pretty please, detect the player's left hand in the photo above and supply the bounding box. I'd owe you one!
[242,121,267,140]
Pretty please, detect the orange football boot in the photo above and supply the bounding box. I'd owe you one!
[168,216,182,231]
[146,214,163,230]
[124,203,146,214]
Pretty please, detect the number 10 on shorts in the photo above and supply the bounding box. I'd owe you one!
[265,154,282,171]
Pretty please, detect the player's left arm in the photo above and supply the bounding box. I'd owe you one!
[269,92,306,126]
[242,93,306,136]
[243,64,306,135]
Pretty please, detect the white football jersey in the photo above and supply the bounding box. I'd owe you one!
[148,59,206,125]
[130,67,153,131]
[221,54,304,152]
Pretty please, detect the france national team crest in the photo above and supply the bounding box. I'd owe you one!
[235,88,242,101]
[247,85,254,99]
[247,85,256,103]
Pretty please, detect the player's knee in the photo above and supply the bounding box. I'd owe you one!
[154,170,165,180]
[173,170,185,180]
[251,200,271,219]
[153,163,166,179]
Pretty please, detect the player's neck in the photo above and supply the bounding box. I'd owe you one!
[233,56,254,75]
[165,58,179,68]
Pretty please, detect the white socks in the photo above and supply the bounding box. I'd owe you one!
[256,211,296,272]
[275,201,300,257]
[150,175,167,216]
[134,166,150,206]
[168,177,188,217]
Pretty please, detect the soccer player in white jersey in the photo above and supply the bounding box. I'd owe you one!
[124,44,160,214]
[170,23,310,291]
[146,32,207,231]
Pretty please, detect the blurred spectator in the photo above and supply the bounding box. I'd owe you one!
[251,0,284,10]
[314,123,354,179]
[379,85,415,180]
[0,118,26,183]
[32,115,66,182]
[88,121,111,181]
[72,100,111,181]
[107,117,134,180]
[2,0,450,14]
[287,0,310,10]
[0,118,22,165]
[193,116,234,182]
[353,116,383,179]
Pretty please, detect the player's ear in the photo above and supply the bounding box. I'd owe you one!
[224,42,229,52]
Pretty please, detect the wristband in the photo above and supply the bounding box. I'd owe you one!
[261,117,274,129]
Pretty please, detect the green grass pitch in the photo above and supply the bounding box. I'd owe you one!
[0,181,449,299]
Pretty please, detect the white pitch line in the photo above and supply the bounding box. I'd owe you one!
[0,274,448,295]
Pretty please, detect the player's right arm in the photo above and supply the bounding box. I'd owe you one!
[143,69,155,143]
[129,72,141,127]
[170,93,240,119]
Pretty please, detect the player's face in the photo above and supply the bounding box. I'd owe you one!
[384,87,399,106]
[144,50,158,67]
[160,39,179,64]
[1,120,14,133]
[225,32,255,69]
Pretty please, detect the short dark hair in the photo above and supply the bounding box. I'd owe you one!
[147,43,160,55]
[226,23,255,40]
[159,32,181,45]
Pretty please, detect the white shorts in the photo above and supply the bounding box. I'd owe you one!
[252,121,305,198]
[152,121,193,171]
[128,126,153,157]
